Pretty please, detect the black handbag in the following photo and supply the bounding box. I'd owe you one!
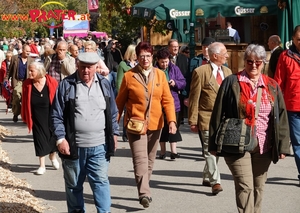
[215,87,262,154]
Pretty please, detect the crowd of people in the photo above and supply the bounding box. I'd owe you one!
[0,25,299,213]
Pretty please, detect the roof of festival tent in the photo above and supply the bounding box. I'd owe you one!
[131,0,278,20]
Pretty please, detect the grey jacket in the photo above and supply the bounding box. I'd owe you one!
[209,74,290,163]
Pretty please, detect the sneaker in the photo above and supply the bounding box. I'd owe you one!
[51,159,60,170]
[36,167,46,175]
[13,115,18,122]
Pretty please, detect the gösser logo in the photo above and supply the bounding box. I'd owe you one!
[235,6,255,16]
[170,9,190,19]
[1,1,90,28]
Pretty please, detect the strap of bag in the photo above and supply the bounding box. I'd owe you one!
[255,87,262,120]
[145,69,155,124]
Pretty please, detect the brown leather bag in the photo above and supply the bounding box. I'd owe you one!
[126,69,155,135]
[126,117,148,135]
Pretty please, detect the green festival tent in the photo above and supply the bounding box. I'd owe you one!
[277,0,300,49]
[131,0,278,20]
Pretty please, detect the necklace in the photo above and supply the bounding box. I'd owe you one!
[250,79,258,88]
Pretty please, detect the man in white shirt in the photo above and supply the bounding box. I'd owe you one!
[227,22,240,43]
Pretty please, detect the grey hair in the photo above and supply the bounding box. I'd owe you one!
[243,44,267,61]
[29,61,46,78]
[208,42,223,56]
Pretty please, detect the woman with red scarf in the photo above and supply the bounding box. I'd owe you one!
[208,44,290,213]
[22,61,59,175]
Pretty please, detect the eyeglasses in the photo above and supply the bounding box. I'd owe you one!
[139,55,152,59]
[246,60,263,66]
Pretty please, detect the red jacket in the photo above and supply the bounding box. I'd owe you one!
[21,74,58,132]
[0,59,8,83]
[274,50,300,111]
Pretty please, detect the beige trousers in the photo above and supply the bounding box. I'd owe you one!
[200,130,221,185]
[224,150,272,213]
[12,81,23,116]
[127,129,161,199]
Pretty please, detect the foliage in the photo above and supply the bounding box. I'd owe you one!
[0,0,170,43]
[0,0,88,38]
[98,0,170,52]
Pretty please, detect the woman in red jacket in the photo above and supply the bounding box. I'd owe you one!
[22,61,59,175]
[0,51,13,96]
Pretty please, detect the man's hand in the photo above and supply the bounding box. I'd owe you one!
[114,135,118,152]
[57,139,70,155]
[190,125,198,133]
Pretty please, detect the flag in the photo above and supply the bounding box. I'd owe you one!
[49,22,55,36]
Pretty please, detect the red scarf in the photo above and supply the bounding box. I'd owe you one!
[237,72,272,127]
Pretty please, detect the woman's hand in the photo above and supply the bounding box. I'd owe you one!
[279,153,286,159]
[169,121,177,134]
[169,79,175,87]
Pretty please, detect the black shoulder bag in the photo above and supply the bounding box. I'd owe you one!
[215,87,262,154]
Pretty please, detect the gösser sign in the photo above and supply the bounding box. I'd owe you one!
[235,6,255,16]
[168,6,256,19]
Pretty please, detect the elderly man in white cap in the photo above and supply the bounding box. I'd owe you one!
[51,52,119,213]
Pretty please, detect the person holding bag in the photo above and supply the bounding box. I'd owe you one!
[209,44,290,213]
[116,42,177,208]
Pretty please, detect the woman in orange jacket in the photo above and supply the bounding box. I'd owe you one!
[22,61,58,175]
[116,42,177,208]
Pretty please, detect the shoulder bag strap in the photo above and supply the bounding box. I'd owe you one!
[145,69,155,123]
[255,87,262,120]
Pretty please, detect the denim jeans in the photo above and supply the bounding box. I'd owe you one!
[287,111,300,180]
[61,144,111,213]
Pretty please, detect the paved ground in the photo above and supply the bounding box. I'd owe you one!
[0,98,299,213]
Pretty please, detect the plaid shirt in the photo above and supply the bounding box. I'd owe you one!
[239,71,272,154]
[48,55,62,82]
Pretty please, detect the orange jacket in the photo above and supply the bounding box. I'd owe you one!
[21,74,58,132]
[116,66,176,130]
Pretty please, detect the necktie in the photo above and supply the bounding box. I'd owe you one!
[216,68,223,85]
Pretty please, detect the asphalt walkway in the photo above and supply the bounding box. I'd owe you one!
[0,99,299,213]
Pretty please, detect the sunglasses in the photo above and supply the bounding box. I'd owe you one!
[246,60,263,66]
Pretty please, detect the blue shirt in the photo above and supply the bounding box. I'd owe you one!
[18,55,27,80]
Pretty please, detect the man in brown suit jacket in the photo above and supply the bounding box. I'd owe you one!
[8,44,34,122]
[188,42,232,195]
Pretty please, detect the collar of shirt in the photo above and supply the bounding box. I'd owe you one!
[239,70,266,88]
[271,46,280,54]
[210,62,224,79]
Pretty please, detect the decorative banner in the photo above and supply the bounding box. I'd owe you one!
[49,22,55,36]
[88,0,99,12]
